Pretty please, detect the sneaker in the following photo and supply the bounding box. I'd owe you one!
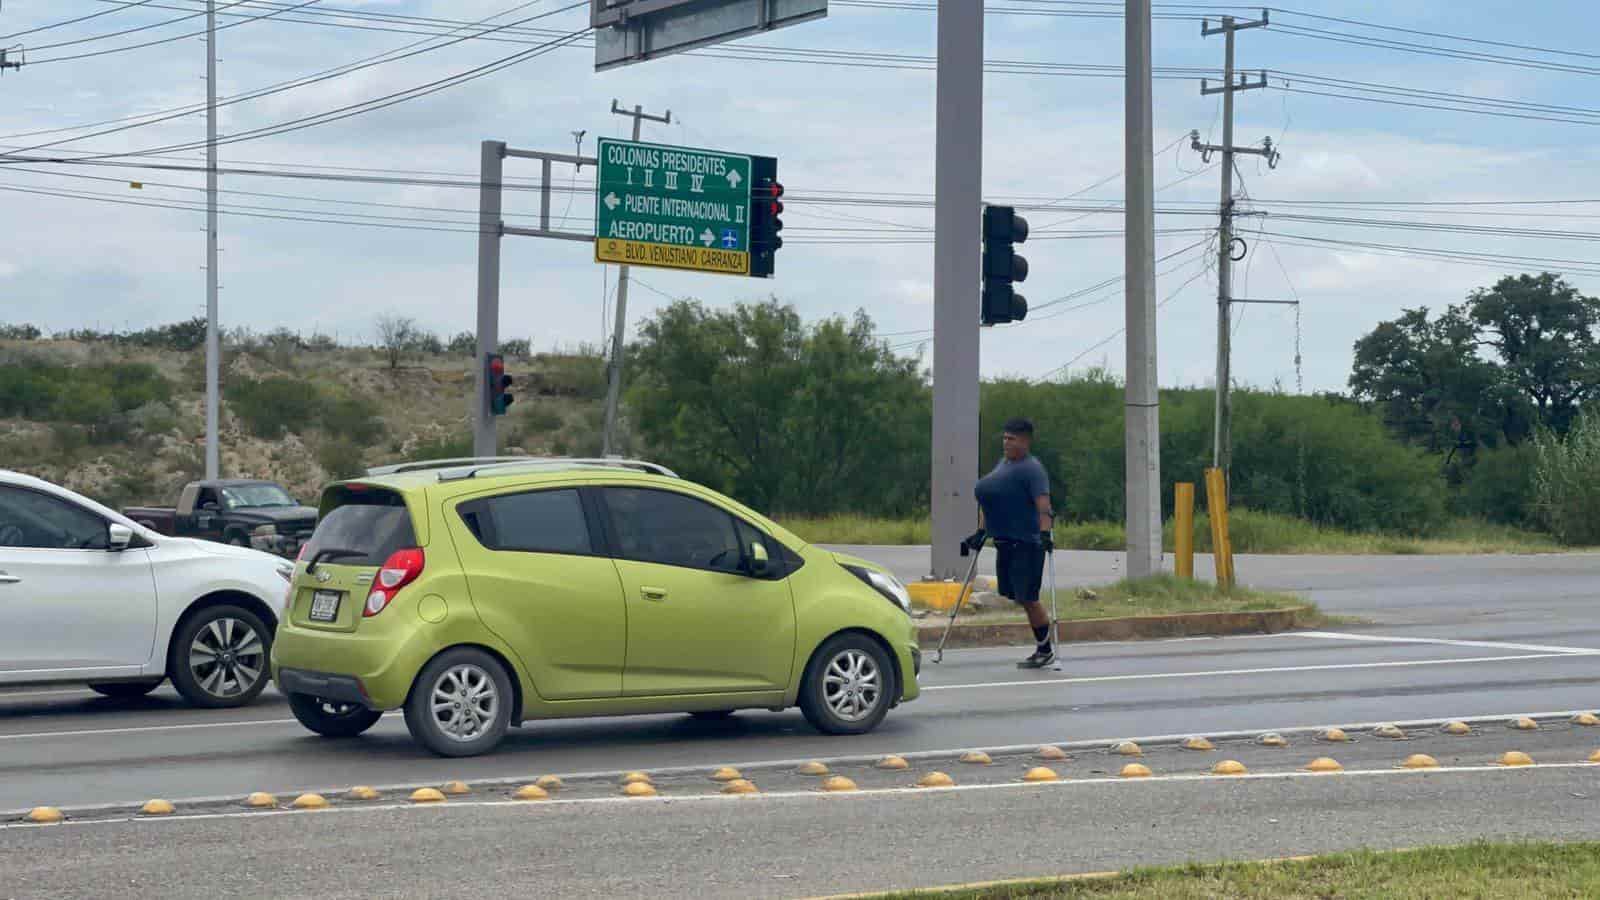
[1017,647,1056,669]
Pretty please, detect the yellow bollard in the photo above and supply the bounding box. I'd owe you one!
[1204,468,1234,588]
[1174,482,1195,579]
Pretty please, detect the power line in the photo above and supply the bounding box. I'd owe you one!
[1034,261,1213,383]
[0,1,160,42]
[25,0,318,65]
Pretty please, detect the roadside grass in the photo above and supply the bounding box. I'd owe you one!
[863,842,1600,899]
[779,510,1570,555]
[928,575,1323,626]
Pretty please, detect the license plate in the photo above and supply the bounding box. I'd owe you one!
[310,590,342,622]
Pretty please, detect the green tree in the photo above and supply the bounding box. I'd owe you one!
[627,299,928,516]
[1533,410,1600,545]
[1469,273,1600,434]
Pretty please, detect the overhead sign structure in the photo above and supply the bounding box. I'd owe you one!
[594,137,754,276]
[591,0,827,72]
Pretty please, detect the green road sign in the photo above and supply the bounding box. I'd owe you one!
[594,138,752,276]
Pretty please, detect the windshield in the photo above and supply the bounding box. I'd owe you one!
[220,484,297,509]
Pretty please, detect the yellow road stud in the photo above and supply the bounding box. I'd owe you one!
[721,779,759,795]
[619,771,653,786]
[876,755,910,770]
[346,786,381,801]
[1572,713,1599,727]
[291,793,329,810]
[140,799,174,816]
[1372,723,1405,739]
[1111,741,1142,757]
[1317,727,1349,743]
[1498,751,1534,767]
[621,781,658,797]
[26,807,63,824]
[916,772,955,788]
[409,788,446,803]
[1441,721,1472,736]
[1182,737,1215,751]
[1212,760,1247,776]
[1257,732,1288,748]
[796,761,830,776]
[440,781,471,795]
[1120,764,1153,779]
[820,776,858,792]
[244,792,277,809]
[1589,750,1600,763]
[1305,757,1343,773]
[513,785,550,801]
[709,767,742,782]
[535,775,564,791]
[960,751,992,765]
[1400,754,1439,770]
[1510,717,1538,731]
[1034,745,1068,761]
[1023,767,1060,782]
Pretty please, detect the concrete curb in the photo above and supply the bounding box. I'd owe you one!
[918,606,1312,648]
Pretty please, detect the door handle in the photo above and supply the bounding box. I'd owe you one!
[0,572,19,585]
[640,586,668,602]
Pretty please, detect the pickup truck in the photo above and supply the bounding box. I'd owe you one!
[124,479,317,558]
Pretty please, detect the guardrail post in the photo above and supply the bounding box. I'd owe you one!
[1204,468,1234,589]
[1174,482,1195,579]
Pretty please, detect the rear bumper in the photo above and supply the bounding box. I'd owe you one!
[276,667,372,708]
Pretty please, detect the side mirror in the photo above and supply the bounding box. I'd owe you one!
[201,502,219,512]
[107,523,133,552]
[746,541,771,578]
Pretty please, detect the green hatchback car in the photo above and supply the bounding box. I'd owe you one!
[270,458,920,757]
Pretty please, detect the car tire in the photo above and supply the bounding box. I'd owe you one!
[799,633,897,736]
[169,604,273,709]
[288,693,384,738]
[403,648,513,758]
[88,679,164,699]
[688,710,736,721]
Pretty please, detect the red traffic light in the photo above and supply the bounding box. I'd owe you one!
[489,357,505,377]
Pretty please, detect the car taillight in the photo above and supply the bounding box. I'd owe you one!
[364,547,424,617]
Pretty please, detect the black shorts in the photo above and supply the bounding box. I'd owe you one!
[994,539,1045,605]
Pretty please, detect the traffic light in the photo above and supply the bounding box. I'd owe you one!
[749,155,783,278]
[485,352,513,416]
[981,204,1029,325]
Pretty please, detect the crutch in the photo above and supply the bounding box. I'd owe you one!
[1046,544,1063,671]
[933,536,985,664]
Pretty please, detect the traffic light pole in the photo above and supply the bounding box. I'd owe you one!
[473,140,505,459]
[929,0,983,579]
[601,100,671,458]
[1123,0,1162,579]
[204,0,220,480]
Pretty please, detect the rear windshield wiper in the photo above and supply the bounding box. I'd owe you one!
[305,547,365,574]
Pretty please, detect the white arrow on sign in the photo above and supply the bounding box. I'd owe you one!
[603,192,621,211]
[700,228,715,247]
[726,170,742,189]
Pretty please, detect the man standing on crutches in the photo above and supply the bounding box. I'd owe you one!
[963,417,1057,669]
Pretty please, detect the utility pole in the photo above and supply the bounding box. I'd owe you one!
[1123,0,1161,579]
[929,0,983,579]
[0,49,21,74]
[1191,11,1276,481]
[204,0,220,480]
[600,99,671,457]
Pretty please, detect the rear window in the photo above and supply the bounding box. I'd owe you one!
[302,488,417,566]
[459,488,592,556]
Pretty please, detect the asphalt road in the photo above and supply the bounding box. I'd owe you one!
[4,548,1598,898]
[836,545,1600,628]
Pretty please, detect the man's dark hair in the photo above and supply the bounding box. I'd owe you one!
[1002,417,1034,436]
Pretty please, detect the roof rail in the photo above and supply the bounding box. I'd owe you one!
[434,457,680,482]
[364,457,532,477]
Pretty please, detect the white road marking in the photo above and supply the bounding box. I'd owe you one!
[10,762,1597,832]
[0,711,400,742]
[1290,631,1600,655]
[923,652,1590,692]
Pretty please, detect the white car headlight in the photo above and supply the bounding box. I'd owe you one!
[844,564,912,615]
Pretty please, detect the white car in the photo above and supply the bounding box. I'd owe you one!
[0,470,292,707]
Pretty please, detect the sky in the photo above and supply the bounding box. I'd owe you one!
[0,0,1596,394]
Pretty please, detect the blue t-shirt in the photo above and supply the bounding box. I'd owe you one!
[974,455,1050,544]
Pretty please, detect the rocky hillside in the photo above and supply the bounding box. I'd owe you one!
[0,334,614,510]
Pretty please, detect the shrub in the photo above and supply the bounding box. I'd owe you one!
[316,439,367,479]
[1533,412,1600,545]
[226,376,307,439]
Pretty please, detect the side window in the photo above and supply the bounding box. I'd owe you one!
[196,488,220,510]
[0,486,109,550]
[603,488,742,573]
[460,489,592,556]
